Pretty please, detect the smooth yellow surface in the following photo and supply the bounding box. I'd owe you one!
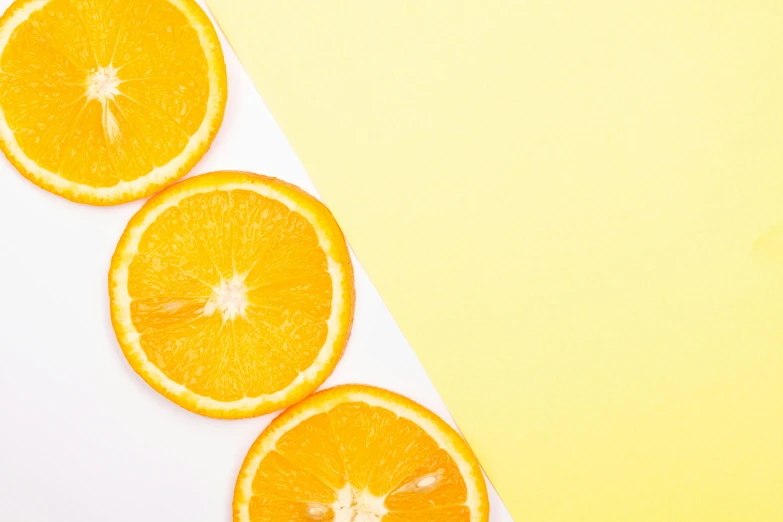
[206,1,783,520]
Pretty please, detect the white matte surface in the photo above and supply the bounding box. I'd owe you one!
[0,1,513,520]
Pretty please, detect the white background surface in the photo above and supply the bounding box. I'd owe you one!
[0,1,513,520]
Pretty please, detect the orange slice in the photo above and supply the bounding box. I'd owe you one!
[0,0,227,204]
[109,171,355,418]
[233,385,490,522]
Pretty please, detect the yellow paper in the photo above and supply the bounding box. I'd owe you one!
[206,1,783,519]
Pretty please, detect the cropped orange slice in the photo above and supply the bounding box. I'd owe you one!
[0,0,227,204]
[109,171,355,418]
[234,385,490,522]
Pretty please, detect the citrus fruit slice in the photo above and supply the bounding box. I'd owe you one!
[0,0,227,204]
[233,385,490,522]
[234,385,489,522]
[109,171,355,418]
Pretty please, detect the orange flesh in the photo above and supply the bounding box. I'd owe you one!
[0,0,209,187]
[127,189,332,402]
[248,402,470,521]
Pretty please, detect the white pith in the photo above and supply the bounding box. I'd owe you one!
[204,274,249,321]
[330,486,385,521]
[85,65,121,103]
[283,473,452,521]
[85,65,121,142]
[314,473,447,521]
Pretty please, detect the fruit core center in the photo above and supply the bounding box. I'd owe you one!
[303,472,445,521]
[204,276,248,320]
[85,66,121,102]
[326,486,386,522]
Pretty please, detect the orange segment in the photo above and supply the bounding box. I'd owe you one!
[58,98,117,186]
[366,417,441,495]
[275,413,348,490]
[110,94,191,175]
[249,497,336,522]
[327,401,399,491]
[1,8,86,82]
[120,77,208,135]
[251,451,338,504]
[384,449,469,511]
[24,0,98,71]
[113,0,209,80]
[0,0,226,204]
[233,385,489,522]
[383,507,472,522]
[0,75,85,172]
[109,171,355,418]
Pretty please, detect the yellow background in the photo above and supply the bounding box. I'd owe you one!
[206,1,783,520]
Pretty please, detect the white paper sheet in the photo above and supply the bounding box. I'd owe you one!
[0,1,514,519]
